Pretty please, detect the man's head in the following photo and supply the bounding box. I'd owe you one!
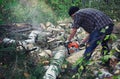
[68,6,79,16]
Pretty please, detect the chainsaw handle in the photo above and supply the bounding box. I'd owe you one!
[64,42,71,54]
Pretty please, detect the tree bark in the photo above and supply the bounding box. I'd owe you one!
[43,46,66,79]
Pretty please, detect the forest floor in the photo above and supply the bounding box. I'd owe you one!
[0,22,120,79]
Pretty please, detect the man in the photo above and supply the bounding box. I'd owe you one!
[67,6,114,70]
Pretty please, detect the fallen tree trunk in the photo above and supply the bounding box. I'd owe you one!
[43,46,66,79]
[13,27,33,33]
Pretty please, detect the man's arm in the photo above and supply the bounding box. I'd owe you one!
[68,28,77,41]
[0,38,3,44]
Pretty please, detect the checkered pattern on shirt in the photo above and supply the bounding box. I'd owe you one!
[72,8,113,33]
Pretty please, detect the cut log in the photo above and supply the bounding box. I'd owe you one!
[66,49,84,64]
[43,46,66,79]
[12,27,33,33]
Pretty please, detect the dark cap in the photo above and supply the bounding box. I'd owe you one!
[68,6,79,16]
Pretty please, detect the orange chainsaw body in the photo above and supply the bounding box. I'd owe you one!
[68,42,79,53]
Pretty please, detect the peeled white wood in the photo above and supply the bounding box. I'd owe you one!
[43,46,66,79]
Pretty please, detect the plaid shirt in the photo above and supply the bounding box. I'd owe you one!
[72,8,113,33]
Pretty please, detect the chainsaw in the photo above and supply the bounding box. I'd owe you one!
[64,41,85,55]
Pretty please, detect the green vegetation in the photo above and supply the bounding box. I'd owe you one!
[0,42,45,79]
[0,0,120,79]
[0,0,57,24]
[0,0,120,24]
[45,0,120,21]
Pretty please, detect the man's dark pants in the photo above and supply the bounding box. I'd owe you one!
[83,24,114,60]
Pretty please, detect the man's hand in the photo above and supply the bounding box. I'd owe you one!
[64,40,72,55]
[79,42,85,48]
[79,34,89,48]
[64,40,71,47]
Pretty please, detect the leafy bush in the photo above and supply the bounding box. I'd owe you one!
[45,0,120,21]
[0,0,57,24]
[0,42,45,79]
